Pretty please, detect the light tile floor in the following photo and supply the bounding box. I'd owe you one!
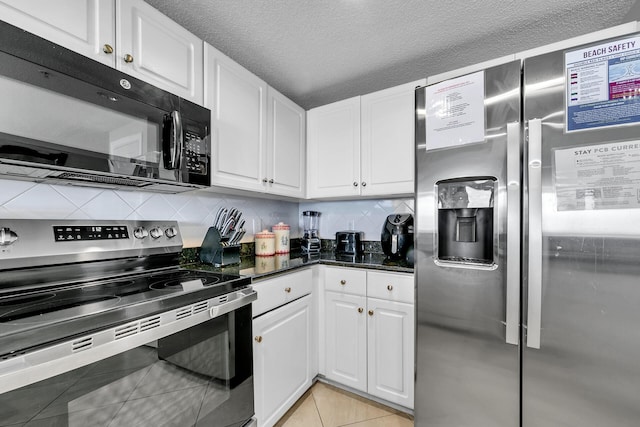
[275,382,414,427]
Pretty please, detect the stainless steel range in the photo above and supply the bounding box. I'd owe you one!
[0,219,257,427]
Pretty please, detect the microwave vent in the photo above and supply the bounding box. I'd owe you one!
[55,172,150,188]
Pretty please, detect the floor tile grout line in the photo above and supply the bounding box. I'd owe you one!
[336,414,397,427]
[310,388,325,427]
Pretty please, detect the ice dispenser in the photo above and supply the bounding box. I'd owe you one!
[436,177,496,265]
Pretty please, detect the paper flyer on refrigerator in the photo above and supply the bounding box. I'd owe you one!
[566,36,640,132]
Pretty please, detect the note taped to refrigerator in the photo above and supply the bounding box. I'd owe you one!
[425,71,485,150]
[554,141,640,210]
[565,35,640,132]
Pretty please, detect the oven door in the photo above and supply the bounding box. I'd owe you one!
[0,289,255,427]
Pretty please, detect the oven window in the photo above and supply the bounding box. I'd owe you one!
[0,304,253,427]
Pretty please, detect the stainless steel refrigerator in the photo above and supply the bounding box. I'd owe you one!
[415,30,640,426]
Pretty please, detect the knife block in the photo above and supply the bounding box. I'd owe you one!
[199,227,241,267]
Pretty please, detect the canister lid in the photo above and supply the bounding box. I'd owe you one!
[255,229,275,238]
[273,222,290,230]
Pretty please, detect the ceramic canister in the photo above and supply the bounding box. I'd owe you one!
[255,229,276,256]
[273,222,290,254]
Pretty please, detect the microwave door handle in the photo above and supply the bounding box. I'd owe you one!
[169,110,183,170]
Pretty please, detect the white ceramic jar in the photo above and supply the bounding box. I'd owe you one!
[273,222,290,254]
[255,230,275,256]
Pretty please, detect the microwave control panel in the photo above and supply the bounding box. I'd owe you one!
[184,132,208,175]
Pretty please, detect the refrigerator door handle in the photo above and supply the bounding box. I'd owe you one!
[505,121,521,346]
[527,118,543,349]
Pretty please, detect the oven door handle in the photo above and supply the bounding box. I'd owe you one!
[209,287,257,319]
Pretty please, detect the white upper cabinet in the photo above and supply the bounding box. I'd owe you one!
[116,0,203,104]
[0,0,204,105]
[307,79,425,199]
[205,43,268,192]
[267,87,306,198]
[307,96,361,198]
[205,43,305,198]
[0,0,116,67]
[361,80,422,195]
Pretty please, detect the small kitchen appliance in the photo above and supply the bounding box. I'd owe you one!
[0,219,256,426]
[381,213,414,259]
[335,231,364,256]
[301,211,321,253]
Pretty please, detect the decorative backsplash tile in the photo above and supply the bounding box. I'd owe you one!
[299,198,414,241]
[0,179,414,247]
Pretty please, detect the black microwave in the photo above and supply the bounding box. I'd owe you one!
[0,21,210,192]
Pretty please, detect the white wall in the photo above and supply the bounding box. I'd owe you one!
[0,179,299,248]
[299,198,414,241]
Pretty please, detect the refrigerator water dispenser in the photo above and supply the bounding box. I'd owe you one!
[436,177,496,265]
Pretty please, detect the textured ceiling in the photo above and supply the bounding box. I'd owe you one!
[145,0,639,109]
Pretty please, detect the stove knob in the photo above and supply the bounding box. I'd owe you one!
[165,226,178,239]
[0,228,18,246]
[133,227,148,239]
[149,227,163,239]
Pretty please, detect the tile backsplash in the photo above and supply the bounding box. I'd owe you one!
[0,179,298,248]
[299,198,414,241]
[0,179,414,247]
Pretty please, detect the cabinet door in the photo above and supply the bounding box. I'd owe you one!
[0,0,115,66]
[360,79,425,196]
[116,0,203,104]
[367,297,414,408]
[324,291,367,392]
[307,97,361,198]
[266,87,306,198]
[253,295,313,427]
[205,43,267,192]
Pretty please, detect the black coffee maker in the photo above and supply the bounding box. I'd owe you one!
[381,214,414,259]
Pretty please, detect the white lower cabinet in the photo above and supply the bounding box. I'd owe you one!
[322,266,415,409]
[325,291,367,391]
[252,269,314,427]
[366,297,414,407]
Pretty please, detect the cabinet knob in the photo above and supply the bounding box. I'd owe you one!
[387,285,393,291]
[361,181,367,187]
[262,178,268,183]
[340,279,346,285]
[368,310,374,316]
[353,182,359,187]
[269,179,274,184]
[284,287,292,293]
[103,44,114,54]
[358,307,364,313]
[255,336,263,343]
[124,54,134,63]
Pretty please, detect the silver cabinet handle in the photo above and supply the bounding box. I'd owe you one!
[505,121,520,346]
[361,181,366,187]
[269,179,274,184]
[262,178,268,183]
[527,118,543,349]
[209,288,257,319]
[353,182,358,187]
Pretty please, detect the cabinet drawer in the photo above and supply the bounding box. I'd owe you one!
[367,271,414,303]
[324,266,366,295]
[252,268,312,317]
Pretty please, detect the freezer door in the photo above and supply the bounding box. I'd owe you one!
[523,34,640,426]
[415,60,521,427]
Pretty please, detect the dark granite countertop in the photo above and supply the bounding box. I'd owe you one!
[182,248,413,281]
